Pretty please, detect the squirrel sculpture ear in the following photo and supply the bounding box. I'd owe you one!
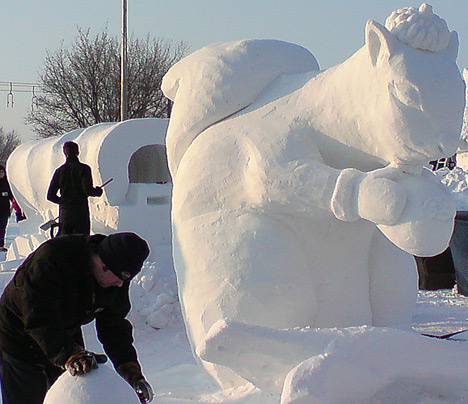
[366,20,397,67]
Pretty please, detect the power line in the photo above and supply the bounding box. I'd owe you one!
[0,89,42,93]
[0,81,41,86]
[0,81,44,109]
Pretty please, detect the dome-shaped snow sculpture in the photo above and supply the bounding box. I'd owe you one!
[5,118,172,261]
[385,3,451,52]
[43,365,140,404]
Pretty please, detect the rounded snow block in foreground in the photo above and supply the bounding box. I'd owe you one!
[44,364,140,404]
[280,328,468,404]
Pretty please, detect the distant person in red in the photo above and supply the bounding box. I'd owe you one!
[47,141,103,235]
[0,165,26,252]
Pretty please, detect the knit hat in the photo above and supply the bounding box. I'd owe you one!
[98,233,150,280]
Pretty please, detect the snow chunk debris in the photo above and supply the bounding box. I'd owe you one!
[435,167,468,211]
[130,261,181,329]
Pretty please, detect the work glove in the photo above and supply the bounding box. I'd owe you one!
[65,350,108,376]
[11,198,26,222]
[118,361,154,403]
[134,379,154,403]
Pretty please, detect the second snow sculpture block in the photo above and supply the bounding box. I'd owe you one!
[163,3,465,394]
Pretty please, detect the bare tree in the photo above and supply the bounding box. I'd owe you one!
[26,28,188,138]
[0,128,21,166]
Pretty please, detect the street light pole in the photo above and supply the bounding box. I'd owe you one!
[121,0,128,121]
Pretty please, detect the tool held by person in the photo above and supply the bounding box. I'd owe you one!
[422,329,468,340]
[39,216,60,238]
[40,217,59,232]
[101,177,114,188]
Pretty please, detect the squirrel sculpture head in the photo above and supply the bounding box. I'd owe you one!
[359,4,464,165]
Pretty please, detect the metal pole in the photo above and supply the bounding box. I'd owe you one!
[120,0,128,121]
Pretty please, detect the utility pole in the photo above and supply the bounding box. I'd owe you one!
[121,0,128,121]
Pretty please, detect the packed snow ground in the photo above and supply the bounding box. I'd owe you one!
[1,219,468,404]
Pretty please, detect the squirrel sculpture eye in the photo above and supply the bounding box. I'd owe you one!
[389,80,422,110]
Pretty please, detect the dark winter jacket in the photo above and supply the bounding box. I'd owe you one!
[0,177,14,216]
[0,235,139,369]
[47,156,102,207]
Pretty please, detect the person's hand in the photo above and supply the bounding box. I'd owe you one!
[65,351,108,376]
[95,186,103,197]
[15,210,26,222]
[118,361,154,403]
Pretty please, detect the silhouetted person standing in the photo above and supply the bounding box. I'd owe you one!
[47,141,103,235]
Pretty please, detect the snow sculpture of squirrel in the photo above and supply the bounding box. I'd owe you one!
[162,3,466,400]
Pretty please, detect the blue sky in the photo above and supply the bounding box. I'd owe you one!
[1,1,467,141]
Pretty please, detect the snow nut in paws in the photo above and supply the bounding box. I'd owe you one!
[377,173,456,256]
[357,176,406,226]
